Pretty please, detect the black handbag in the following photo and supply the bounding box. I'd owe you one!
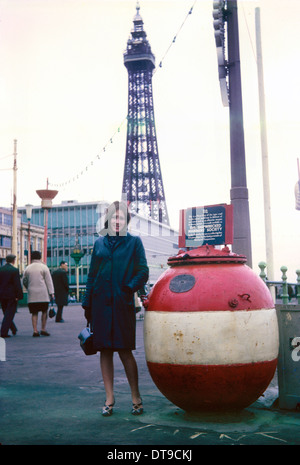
[78,326,97,355]
[49,297,56,319]
[49,306,56,319]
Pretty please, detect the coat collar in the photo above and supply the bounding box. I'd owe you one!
[5,262,15,268]
[103,233,128,251]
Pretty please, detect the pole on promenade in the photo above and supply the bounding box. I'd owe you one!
[36,180,58,264]
[227,0,252,267]
[255,7,274,292]
[71,237,84,302]
[12,139,18,259]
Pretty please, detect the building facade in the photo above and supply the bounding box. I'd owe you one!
[19,222,44,273]
[0,206,44,270]
[0,207,16,266]
[19,201,106,289]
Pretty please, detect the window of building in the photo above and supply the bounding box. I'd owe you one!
[3,236,11,247]
[4,214,12,226]
[63,208,69,227]
[52,209,58,228]
[87,206,94,226]
[57,208,63,228]
[69,208,75,227]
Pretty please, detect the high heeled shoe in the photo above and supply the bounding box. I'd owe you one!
[102,399,115,416]
[131,398,143,415]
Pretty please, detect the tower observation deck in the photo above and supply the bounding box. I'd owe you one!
[122,3,169,225]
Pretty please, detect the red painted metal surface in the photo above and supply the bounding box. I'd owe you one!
[147,359,278,411]
[146,260,273,312]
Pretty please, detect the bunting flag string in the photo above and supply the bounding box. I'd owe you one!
[156,0,197,71]
[0,153,14,171]
[49,117,127,189]
[0,153,13,161]
[49,1,197,190]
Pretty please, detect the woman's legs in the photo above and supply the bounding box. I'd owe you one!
[41,310,48,332]
[32,313,38,333]
[118,349,141,405]
[31,304,49,335]
[100,349,115,405]
[100,349,142,414]
[32,311,48,333]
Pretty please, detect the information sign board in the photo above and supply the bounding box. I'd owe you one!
[179,203,233,248]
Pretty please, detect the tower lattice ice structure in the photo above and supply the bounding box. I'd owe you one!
[122,3,169,225]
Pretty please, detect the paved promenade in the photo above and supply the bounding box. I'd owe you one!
[1,304,300,449]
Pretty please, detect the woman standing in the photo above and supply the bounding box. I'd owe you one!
[23,251,54,337]
[82,201,149,416]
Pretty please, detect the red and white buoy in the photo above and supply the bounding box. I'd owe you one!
[144,245,279,411]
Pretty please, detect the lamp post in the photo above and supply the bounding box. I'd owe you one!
[71,237,85,302]
[296,158,300,211]
[25,204,33,265]
[212,1,252,266]
[12,140,18,258]
[36,180,58,263]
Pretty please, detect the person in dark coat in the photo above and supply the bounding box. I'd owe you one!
[82,201,149,417]
[0,254,23,338]
[52,261,69,322]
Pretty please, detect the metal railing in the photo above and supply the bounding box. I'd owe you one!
[258,262,300,305]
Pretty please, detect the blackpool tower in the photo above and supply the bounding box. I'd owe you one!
[122,3,169,225]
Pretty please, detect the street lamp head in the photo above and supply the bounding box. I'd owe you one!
[25,204,33,221]
[71,247,85,266]
[36,189,58,209]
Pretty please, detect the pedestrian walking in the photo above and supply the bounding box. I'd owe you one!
[52,261,69,322]
[23,251,54,337]
[0,254,23,338]
[82,201,149,416]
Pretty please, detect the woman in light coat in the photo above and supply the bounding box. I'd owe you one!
[23,250,54,337]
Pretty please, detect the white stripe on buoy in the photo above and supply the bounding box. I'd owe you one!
[144,308,279,365]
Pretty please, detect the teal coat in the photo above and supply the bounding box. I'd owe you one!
[82,233,148,351]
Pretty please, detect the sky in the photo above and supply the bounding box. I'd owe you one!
[0,0,299,281]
